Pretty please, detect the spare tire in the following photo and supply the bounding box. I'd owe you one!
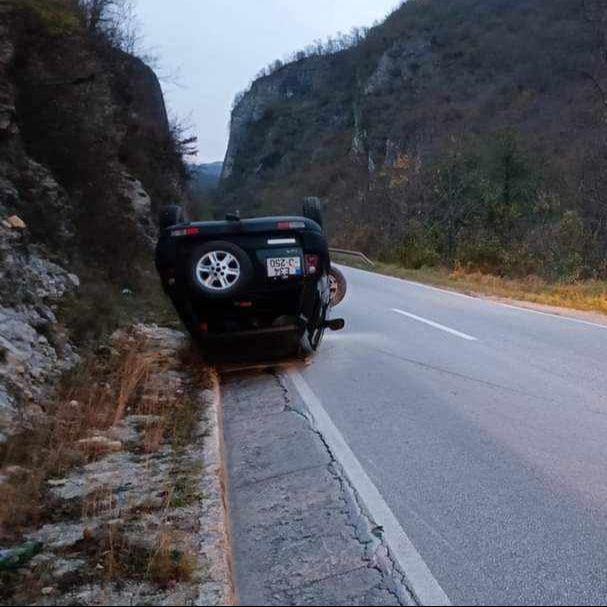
[159,204,184,229]
[302,197,324,230]
[188,241,253,299]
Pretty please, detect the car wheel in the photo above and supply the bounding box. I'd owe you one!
[298,294,329,357]
[299,326,323,358]
[329,266,347,307]
[302,197,324,230]
[188,241,253,299]
[159,204,184,230]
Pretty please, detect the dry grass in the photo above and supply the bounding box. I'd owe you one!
[113,347,156,425]
[99,525,197,588]
[0,330,199,539]
[98,457,201,588]
[81,486,118,520]
[0,327,211,598]
[338,257,607,316]
[146,531,197,587]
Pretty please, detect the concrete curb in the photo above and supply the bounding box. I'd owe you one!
[196,371,236,606]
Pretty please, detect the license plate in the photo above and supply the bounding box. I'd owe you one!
[267,256,302,278]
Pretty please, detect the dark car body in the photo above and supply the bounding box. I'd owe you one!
[155,215,333,352]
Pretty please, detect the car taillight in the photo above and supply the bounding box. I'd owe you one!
[305,254,319,275]
[277,221,306,230]
[171,226,200,237]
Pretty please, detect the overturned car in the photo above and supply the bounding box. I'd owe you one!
[155,199,346,356]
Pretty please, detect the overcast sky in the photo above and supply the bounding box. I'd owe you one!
[134,0,400,163]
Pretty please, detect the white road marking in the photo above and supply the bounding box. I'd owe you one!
[335,264,478,302]
[340,264,607,331]
[391,308,478,341]
[286,368,452,607]
[494,301,607,330]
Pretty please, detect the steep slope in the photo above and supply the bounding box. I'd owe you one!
[221,0,607,277]
[0,1,185,442]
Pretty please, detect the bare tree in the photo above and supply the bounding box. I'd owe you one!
[78,0,114,33]
[583,0,607,109]
[233,24,373,109]
[78,0,141,53]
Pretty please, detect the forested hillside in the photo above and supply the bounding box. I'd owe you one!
[221,0,607,279]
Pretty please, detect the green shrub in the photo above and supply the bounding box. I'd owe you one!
[17,0,81,36]
[554,210,587,280]
[397,221,441,269]
[455,232,507,274]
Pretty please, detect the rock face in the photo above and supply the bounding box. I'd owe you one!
[113,51,170,141]
[363,36,432,96]
[121,172,158,248]
[0,11,75,248]
[0,222,79,443]
[222,53,352,183]
[0,3,185,442]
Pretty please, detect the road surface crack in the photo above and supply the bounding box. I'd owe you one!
[274,369,416,606]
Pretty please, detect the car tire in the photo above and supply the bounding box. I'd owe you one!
[298,319,326,358]
[302,197,324,230]
[298,287,329,357]
[329,266,347,307]
[188,241,253,299]
[159,204,184,230]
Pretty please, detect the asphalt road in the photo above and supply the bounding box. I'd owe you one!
[295,265,607,606]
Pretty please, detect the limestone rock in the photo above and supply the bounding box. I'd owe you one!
[0,230,80,441]
[77,436,123,455]
[364,37,432,96]
[51,558,86,580]
[27,521,100,550]
[3,214,25,229]
[222,55,340,179]
[121,172,157,249]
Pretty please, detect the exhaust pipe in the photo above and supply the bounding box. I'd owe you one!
[323,318,345,331]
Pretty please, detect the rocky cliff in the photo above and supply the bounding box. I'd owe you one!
[222,53,352,182]
[0,1,185,444]
[220,0,607,275]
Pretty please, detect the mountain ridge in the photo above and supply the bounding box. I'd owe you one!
[220,0,607,279]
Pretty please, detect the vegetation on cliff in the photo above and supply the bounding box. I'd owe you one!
[0,0,200,462]
[0,4,231,603]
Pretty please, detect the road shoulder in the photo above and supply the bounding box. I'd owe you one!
[340,263,607,328]
[221,369,413,606]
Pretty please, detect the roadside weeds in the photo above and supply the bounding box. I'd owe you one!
[0,325,232,606]
[336,257,607,317]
